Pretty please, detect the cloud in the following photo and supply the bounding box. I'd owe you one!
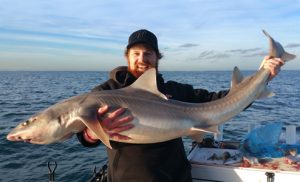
[241,51,268,58]
[191,50,231,61]
[285,43,300,48]
[179,43,199,48]
[198,50,215,58]
[226,47,267,58]
[189,47,268,62]
[192,48,268,61]
[227,48,261,54]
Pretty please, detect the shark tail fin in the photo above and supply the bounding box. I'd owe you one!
[282,52,296,62]
[263,29,296,62]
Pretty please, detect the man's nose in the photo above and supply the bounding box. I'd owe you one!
[138,54,148,63]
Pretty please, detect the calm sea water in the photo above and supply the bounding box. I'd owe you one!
[0,70,299,181]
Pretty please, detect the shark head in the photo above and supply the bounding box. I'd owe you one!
[7,108,75,144]
[7,114,51,144]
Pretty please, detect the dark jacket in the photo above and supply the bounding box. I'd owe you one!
[78,66,228,182]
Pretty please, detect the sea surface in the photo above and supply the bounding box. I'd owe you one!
[0,70,299,181]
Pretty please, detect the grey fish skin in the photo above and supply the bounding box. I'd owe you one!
[7,30,296,149]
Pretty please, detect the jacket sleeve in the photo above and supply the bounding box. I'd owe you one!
[91,79,119,92]
[186,83,252,110]
[191,88,229,103]
[77,131,102,148]
[164,81,229,103]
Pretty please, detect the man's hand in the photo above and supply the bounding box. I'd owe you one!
[83,105,134,143]
[260,56,285,81]
[99,105,134,140]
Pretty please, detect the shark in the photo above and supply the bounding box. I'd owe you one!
[7,30,296,149]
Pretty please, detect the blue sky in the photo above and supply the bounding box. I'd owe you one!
[0,0,299,71]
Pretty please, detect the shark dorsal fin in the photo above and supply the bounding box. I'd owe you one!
[231,66,244,88]
[128,68,168,100]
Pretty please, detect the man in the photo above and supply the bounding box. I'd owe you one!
[78,29,284,182]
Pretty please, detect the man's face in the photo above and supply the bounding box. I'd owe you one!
[126,44,158,78]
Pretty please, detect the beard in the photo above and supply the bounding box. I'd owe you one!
[129,63,158,78]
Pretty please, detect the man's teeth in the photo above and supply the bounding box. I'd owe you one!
[138,65,147,69]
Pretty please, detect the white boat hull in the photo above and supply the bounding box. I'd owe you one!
[191,163,300,182]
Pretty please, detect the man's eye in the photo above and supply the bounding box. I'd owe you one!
[144,52,151,56]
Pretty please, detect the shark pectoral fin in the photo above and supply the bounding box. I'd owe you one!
[81,117,112,149]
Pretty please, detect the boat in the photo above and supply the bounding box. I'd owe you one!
[188,125,300,182]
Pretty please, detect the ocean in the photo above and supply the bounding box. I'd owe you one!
[0,70,299,181]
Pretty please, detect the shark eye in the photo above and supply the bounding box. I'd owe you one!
[22,120,30,126]
[22,118,36,126]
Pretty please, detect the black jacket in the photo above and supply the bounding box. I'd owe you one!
[78,66,228,182]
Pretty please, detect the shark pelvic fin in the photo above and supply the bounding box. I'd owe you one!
[127,68,168,100]
[257,86,275,99]
[191,125,220,134]
[189,132,206,143]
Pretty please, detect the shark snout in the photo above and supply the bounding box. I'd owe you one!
[7,132,32,143]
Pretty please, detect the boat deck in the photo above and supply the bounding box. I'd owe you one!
[188,145,300,182]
